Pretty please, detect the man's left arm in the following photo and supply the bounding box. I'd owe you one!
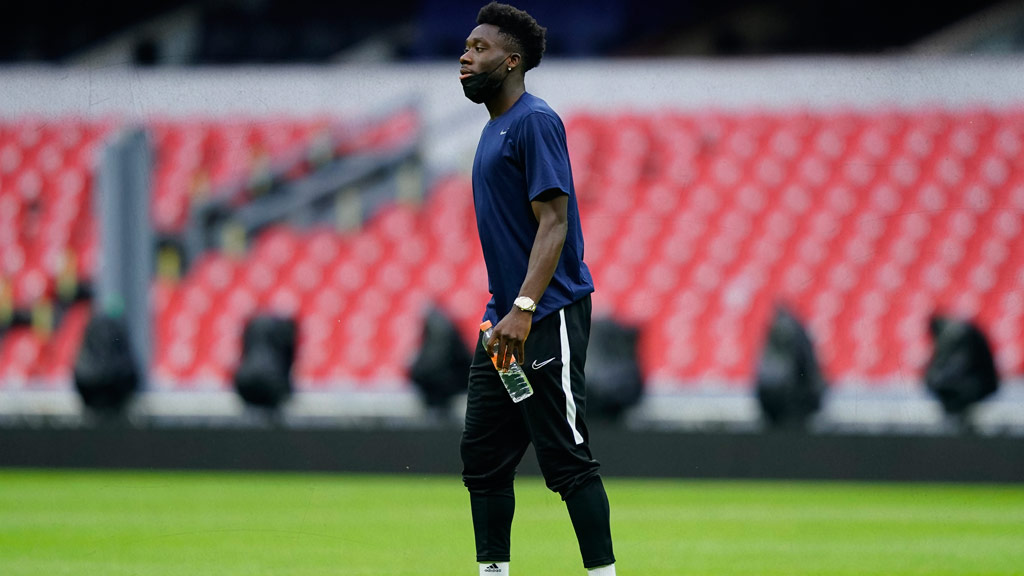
[488,193,568,371]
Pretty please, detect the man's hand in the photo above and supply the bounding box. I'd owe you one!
[486,308,533,372]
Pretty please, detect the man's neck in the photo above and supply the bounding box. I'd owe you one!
[485,83,526,120]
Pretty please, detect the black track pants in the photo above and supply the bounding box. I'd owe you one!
[461,295,614,567]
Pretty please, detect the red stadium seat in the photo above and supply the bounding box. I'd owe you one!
[33,303,91,382]
[0,327,46,388]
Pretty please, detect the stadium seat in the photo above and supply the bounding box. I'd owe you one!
[0,327,46,387]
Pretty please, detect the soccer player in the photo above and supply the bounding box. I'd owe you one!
[457,3,616,575]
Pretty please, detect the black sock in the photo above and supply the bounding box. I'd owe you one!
[564,476,616,569]
[470,490,515,563]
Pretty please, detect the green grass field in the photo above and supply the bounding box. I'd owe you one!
[1,469,1022,576]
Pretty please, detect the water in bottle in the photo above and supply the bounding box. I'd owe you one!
[480,320,534,403]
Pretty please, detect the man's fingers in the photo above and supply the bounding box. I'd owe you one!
[497,339,510,372]
[497,338,520,372]
[508,340,524,371]
[491,329,526,372]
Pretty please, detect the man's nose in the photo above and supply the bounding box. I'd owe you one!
[460,52,471,66]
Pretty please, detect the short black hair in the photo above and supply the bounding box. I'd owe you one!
[476,2,547,72]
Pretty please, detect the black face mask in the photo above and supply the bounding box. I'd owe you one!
[461,57,512,104]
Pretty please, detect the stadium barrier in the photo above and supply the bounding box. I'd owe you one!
[1,422,1022,482]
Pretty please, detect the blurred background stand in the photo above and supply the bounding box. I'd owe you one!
[586,317,644,422]
[925,315,1000,434]
[755,305,826,431]
[233,315,297,423]
[408,306,470,422]
[72,312,139,420]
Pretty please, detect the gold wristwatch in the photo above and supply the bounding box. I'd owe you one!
[513,296,537,313]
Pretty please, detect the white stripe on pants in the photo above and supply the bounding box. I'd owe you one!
[559,308,585,445]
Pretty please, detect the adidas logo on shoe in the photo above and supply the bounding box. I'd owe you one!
[484,564,502,573]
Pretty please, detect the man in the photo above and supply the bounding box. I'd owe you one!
[458,3,616,575]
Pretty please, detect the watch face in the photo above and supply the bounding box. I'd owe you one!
[515,297,536,312]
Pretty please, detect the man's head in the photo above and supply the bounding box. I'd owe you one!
[459,3,546,105]
[474,2,546,73]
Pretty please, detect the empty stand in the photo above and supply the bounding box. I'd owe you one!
[150,175,488,390]
[1,113,410,387]
[3,107,1023,393]
[566,107,1024,389]
[1,118,112,313]
[148,116,335,233]
[152,106,1024,391]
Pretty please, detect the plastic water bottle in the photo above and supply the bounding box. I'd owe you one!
[480,320,534,403]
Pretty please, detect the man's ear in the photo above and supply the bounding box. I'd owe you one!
[507,52,522,71]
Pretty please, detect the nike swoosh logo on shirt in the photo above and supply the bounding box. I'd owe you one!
[531,358,556,370]
[500,129,508,135]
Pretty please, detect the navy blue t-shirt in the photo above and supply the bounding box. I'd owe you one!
[472,92,594,324]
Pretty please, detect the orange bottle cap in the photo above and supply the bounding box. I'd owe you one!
[479,320,493,331]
